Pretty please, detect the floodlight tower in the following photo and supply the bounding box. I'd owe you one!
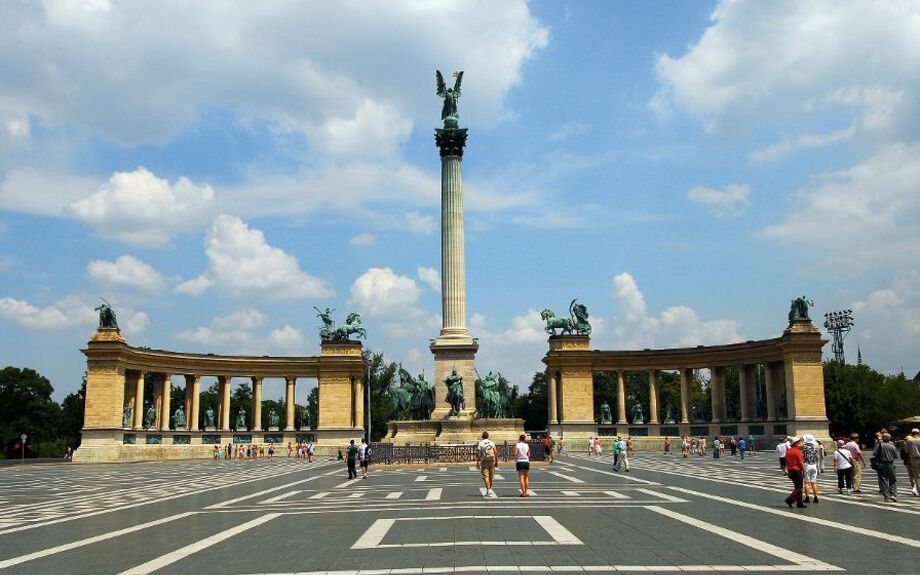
[823,309,854,365]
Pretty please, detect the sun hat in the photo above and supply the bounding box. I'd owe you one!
[804,434,815,443]
[911,428,919,434]
[791,436,803,444]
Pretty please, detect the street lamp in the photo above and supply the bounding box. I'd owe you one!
[20,433,26,464]
[823,309,854,365]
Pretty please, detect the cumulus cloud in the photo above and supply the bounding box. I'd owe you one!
[750,127,854,163]
[87,255,163,292]
[759,143,920,269]
[687,184,751,218]
[349,233,377,247]
[68,167,215,247]
[350,267,421,317]
[0,293,147,335]
[607,272,743,349]
[174,274,214,296]
[653,1,920,143]
[268,325,307,352]
[846,272,920,373]
[405,211,436,235]
[417,266,441,293]
[177,309,265,348]
[201,215,334,300]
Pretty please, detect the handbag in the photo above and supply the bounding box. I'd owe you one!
[869,456,880,471]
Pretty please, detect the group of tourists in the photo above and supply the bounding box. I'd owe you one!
[292,441,316,461]
[778,427,920,507]
[339,438,371,479]
[588,436,633,457]
[709,436,751,459]
[212,442,276,460]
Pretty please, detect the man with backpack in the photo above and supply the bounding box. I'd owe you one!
[612,436,629,472]
[477,431,498,497]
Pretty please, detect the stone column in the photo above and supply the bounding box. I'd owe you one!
[764,363,777,421]
[710,367,724,423]
[251,376,263,431]
[219,376,231,431]
[183,380,192,430]
[547,372,558,424]
[679,368,691,424]
[187,375,200,431]
[616,370,627,424]
[133,372,145,429]
[437,129,469,338]
[648,370,660,424]
[738,365,751,422]
[285,376,296,431]
[152,379,163,429]
[354,376,365,432]
[160,374,172,431]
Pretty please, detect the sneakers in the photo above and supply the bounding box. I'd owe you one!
[889,495,898,502]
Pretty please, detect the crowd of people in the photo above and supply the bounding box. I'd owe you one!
[211,440,315,461]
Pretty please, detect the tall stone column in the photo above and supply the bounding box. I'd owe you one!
[616,370,627,424]
[160,374,172,431]
[285,376,296,431]
[133,372,145,429]
[764,363,777,421]
[547,372,558,424]
[679,369,691,424]
[219,376,231,431]
[430,124,478,418]
[738,365,751,422]
[354,376,365,433]
[710,367,724,423]
[183,380,192,430]
[252,376,263,431]
[187,375,200,431]
[648,370,660,424]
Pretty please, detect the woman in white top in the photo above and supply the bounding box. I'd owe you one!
[513,434,531,497]
[833,439,854,494]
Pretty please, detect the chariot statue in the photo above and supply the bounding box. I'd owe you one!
[444,369,465,416]
[788,295,814,322]
[314,307,367,342]
[94,298,118,329]
[541,299,591,336]
[436,70,463,128]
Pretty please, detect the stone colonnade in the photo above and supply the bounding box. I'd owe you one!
[79,329,366,461]
[544,320,828,441]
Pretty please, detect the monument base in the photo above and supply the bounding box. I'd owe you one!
[429,336,478,419]
[383,416,525,444]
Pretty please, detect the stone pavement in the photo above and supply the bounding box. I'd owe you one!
[0,453,917,574]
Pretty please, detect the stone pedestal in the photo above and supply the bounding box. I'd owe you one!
[430,337,478,419]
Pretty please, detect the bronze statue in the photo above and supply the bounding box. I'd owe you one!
[599,401,612,424]
[444,369,465,416]
[788,296,814,322]
[236,408,247,431]
[173,406,185,429]
[144,403,156,429]
[268,409,280,429]
[631,402,644,424]
[541,299,591,336]
[314,307,367,342]
[122,406,132,428]
[204,407,216,428]
[94,298,118,329]
[436,70,463,128]
[477,372,501,418]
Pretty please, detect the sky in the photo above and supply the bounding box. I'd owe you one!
[1,0,918,401]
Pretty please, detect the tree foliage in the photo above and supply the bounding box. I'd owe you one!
[824,362,920,438]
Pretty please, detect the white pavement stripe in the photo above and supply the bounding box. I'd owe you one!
[533,515,584,545]
[260,490,302,504]
[117,513,281,575]
[352,518,397,549]
[426,488,443,501]
[494,474,505,480]
[520,489,537,496]
[207,464,337,509]
[602,490,629,499]
[347,492,364,498]
[479,488,498,499]
[468,466,478,472]
[440,468,448,472]
[667,485,920,549]
[546,471,585,484]
[309,492,331,499]
[336,478,364,488]
[385,492,403,499]
[644,505,840,570]
[0,512,196,570]
[235,565,843,575]
[562,491,581,497]
[415,476,427,482]
[634,488,688,503]
[562,462,659,485]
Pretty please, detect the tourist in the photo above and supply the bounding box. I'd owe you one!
[834,439,854,494]
[513,434,531,497]
[557,437,565,455]
[288,441,293,458]
[681,436,690,458]
[588,437,595,456]
[802,434,820,503]
[595,437,603,456]
[776,436,790,476]
[817,439,827,473]
[612,436,621,468]
[213,445,220,461]
[477,431,498,497]
[268,443,274,459]
[344,439,358,479]
[663,436,671,454]
[873,432,899,502]
[358,437,370,479]
[64,446,73,461]
[225,442,231,460]
[712,437,721,459]
[543,435,553,463]
[698,436,706,456]
[613,436,629,472]
[729,436,737,456]
[308,441,315,463]
[738,436,747,460]
[784,436,807,508]
[748,434,756,455]
[902,428,920,496]
[626,436,634,456]
[844,434,865,493]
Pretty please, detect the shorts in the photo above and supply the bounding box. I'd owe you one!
[516,461,530,472]
[805,463,818,483]
[360,459,369,468]
[480,462,495,481]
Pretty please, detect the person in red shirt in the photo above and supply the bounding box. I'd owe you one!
[784,436,807,508]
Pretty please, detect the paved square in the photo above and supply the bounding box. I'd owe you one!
[0,453,918,575]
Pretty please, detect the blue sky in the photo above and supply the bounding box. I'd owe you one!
[2,1,918,400]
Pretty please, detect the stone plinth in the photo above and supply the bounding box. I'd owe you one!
[383,415,524,444]
[429,336,478,418]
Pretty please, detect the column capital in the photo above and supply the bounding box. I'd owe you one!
[435,127,468,158]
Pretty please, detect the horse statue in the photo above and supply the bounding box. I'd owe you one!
[395,365,434,420]
[444,369,465,416]
[788,296,814,322]
[94,298,119,329]
[476,372,502,418]
[315,308,367,342]
[542,299,592,335]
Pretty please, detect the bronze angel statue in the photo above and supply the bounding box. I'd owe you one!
[436,70,463,128]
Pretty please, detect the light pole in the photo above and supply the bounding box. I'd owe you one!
[20,433,26,464]
[823,309,854,365]
[366,365,371,443]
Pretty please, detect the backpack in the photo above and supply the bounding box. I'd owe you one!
[481,442,496,465]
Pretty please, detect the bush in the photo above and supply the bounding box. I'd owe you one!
[36,439,67,458]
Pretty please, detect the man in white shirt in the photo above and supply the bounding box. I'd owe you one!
[844,434,865,493]
[613,437,629,472]
[358,438,370,479]
[776,437,790,475]
[476,431,498,497]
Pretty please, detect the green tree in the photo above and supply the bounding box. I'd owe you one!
[824,361,920,438]
[59,377,86,448]
[365,350,398,441]
[199,382,220,428]
[0,366,61,450]
[306,387,319,434]
[230,383,252,429]
[592,371,617,422]
[517,372,547,431]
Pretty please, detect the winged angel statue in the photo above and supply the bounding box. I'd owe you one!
[436,70,463,128]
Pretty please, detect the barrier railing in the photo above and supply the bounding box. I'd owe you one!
[369,440,547,464]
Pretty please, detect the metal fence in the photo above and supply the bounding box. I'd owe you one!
[369,440,547,465]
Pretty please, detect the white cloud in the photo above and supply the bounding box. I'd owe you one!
[87,255,163,292]
[405,211,436,235]
[349,267,421,317]
[213,309,265,331]
[653,1,920,142]
[122,311,150,336]
[268,325,306,352]
[607,272,743,349]
[314,99,413,158]
[349,233,377,247]
[202,215,334,300]
[750,127,854,163]
[174,274,214,296]
[686,184,751,218]
[177,309,264,348]
[0,294,146,335]
[6,118,30,142]
[68,167,216,247]
[417,266,441,293]
[0,169,98,216]
[846,273,920,373]
[759,143,920,269]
